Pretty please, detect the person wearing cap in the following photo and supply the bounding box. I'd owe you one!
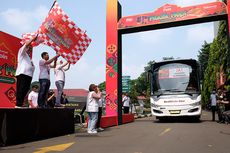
[15,35,38,108]
[54,60,70,107]
[28,85,39,108]
[86,84,101,134]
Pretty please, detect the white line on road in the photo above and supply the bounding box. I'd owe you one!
[159,128,171,136]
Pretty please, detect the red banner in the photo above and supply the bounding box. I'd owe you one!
[118,2,227,29]
[0,31,21,108]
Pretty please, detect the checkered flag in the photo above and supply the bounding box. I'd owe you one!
[21,1,92,64]
[21,32,45,47]
[39,1,92,64]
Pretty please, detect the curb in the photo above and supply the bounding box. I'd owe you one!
[134,114,152,119]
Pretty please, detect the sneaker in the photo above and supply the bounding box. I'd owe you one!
[15,106,27,108]
[98,127,104,131]
[87,130,97,134]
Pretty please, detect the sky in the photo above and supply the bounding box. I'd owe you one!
[0,0,216,90]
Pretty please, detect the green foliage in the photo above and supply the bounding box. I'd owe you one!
[98,81,105,91]
[197,41,211,80]
[199,20,229,106]
[128,60,155,107]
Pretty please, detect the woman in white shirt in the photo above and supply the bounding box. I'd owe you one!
[86,84,101,134]
[54,60,70,107]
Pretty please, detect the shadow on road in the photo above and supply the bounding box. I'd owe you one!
[0,146,27,151]
[153,117,202,123]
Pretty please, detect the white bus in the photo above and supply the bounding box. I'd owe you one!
[148,59,201,120]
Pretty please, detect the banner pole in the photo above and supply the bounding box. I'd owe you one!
[49,0,57,12]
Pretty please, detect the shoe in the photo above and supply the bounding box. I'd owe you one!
[87,130,97,134]
[15,106,27,108]
[98,127,104,131]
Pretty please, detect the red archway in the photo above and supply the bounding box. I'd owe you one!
[106,0,230,125]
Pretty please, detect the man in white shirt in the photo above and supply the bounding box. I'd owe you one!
[54,60,70,107]
[37,52,60,108]
[210,90,217,121]
[28,85,39,108]
[15,35,37,107]
[122,93,130,114]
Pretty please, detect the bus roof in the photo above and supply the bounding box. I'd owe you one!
[151,59,199,70]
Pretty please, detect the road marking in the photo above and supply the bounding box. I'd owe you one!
[208,145,213,147]
[33,142,75,153]
[159,128,171,136]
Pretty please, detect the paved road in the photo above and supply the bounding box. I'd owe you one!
[1,111,230,153]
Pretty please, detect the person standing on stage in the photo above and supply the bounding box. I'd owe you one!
[54,60,70,107]
[37,52,60,108]
[15,35,37,108]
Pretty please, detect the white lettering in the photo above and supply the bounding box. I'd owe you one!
[0,54,8,60]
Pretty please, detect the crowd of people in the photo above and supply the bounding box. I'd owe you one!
[15,36,108,134]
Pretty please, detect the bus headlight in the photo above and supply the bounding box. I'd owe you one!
[190,101,201,107]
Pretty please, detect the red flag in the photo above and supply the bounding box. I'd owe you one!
[38,2,92,64]
[21,32,44,47]
[21,2,92,64]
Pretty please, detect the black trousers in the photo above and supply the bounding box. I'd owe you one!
[97,107,102,128]
[211,106,216,121]
[16,74,32,106]
[124,107,129,114]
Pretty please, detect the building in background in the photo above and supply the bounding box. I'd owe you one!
[53,89,88,110]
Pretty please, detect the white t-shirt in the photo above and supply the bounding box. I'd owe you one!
[98,99,103,107]
[210,93,217,106]
[123,96,130,107]
[15,44,35,77]
[39,59,50,80]
[54,64,65,82]
[28,91,38,108]
[86,91,99,112]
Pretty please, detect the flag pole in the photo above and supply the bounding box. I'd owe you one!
[49,0,57,12]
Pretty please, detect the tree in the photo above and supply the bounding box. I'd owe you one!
[98,81,105,91]
[197,41,211,80]
[129,60,155,108]
[201,20,229,106]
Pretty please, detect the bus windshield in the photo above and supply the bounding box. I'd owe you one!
[152,63,199,95]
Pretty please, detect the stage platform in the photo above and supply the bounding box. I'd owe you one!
[0,108,75,146]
